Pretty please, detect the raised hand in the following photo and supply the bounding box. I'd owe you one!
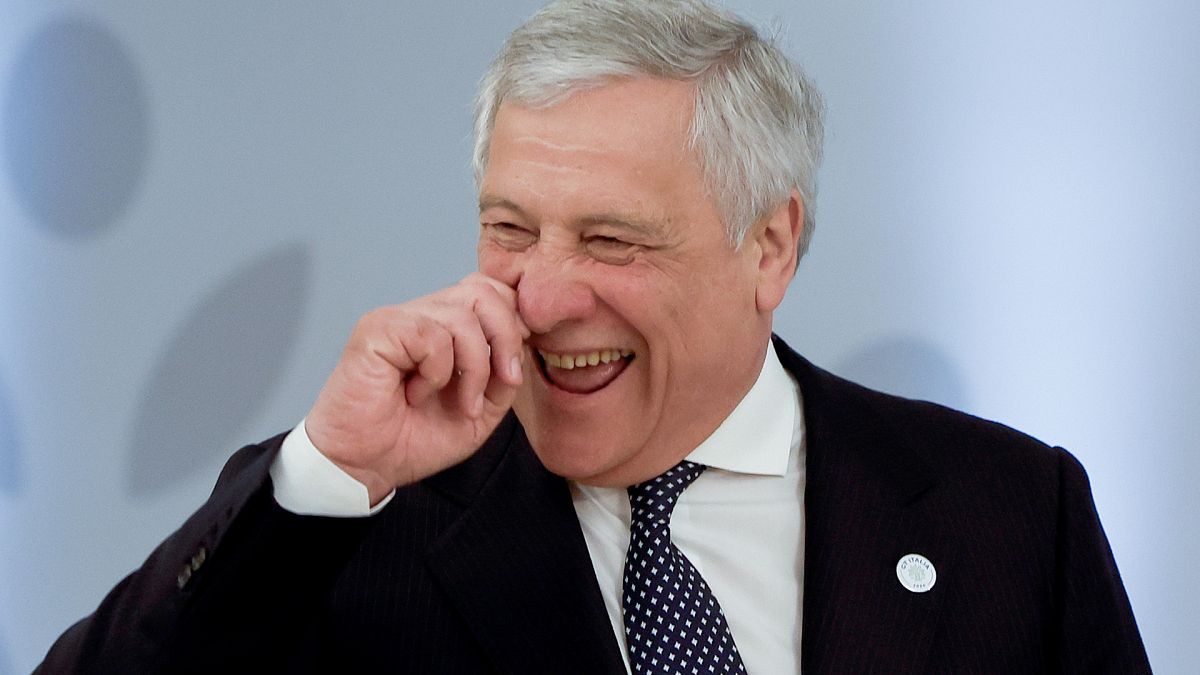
[304,273,530,504]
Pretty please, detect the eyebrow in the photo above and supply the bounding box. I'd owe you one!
[576,213,659,238]
[479,194,661,237]
[478,195,529,219]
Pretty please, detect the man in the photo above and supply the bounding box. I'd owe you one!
[40,0,1148,672]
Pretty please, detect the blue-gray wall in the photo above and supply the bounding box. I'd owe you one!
[1,2,1196,672]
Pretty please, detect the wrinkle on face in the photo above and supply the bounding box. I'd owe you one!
[475,76,769,486]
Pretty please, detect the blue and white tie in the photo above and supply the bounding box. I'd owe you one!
[622,460,747,674]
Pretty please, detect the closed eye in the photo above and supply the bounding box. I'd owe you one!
[584,235,640,265]
[483,222,537,250]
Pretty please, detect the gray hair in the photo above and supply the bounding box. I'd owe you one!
[473,0,825,258]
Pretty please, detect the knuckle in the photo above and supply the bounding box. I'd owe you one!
[353,308,385,335]
[467,272,512,300]
[411,314,432,339]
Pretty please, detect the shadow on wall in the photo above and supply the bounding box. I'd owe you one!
[125,244,313,497]
[0,370,21,496]
[2,14,149,237]
[834,335,970,412]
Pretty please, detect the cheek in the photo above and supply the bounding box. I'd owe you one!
[600,278,683,346]
[603,269,708,355]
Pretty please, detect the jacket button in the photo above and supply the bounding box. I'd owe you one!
[176,565,192,589]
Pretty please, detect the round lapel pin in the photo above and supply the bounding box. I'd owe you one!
[896,553,936,593]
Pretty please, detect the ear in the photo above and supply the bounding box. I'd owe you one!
[753,190,803,312]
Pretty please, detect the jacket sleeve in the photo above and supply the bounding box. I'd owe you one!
[1053,447,1152,673]
[36,434,371,674]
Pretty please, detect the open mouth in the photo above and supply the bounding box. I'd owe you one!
[535,348,634,394]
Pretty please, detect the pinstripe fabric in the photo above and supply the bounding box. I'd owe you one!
[784,337,1149,674]
[38,337,1149,673]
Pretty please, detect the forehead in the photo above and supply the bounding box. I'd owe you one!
[495,76,696,149]
[481,77,707,213]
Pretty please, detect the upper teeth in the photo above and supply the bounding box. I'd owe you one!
[538,348,632,370]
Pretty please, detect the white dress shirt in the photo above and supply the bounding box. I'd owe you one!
[572,343,804,673]
[270,342,806,673]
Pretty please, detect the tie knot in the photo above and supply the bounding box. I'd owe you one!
[627,460,706,524]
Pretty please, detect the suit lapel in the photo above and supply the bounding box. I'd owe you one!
[424,417,626,674]
[776,338,955,674]
[422,339,954,673]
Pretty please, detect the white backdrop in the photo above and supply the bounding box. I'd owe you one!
[1,1,1195,672]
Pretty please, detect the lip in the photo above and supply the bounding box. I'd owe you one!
[531,346,634,396]
[529,341,632,357]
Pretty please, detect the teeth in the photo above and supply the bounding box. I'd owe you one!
[538,348,632,369]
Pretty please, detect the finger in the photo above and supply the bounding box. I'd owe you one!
[468,273,531,339]
[482,358,521,413]
[442,310,492,418]
[470,286,529,387]
[403,319,455,406]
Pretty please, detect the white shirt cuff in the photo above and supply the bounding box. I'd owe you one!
[269,419,396,517]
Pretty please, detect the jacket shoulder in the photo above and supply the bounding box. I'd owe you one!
[772,335,1068,489]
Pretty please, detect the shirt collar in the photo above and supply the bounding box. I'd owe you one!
[685,341,797,477]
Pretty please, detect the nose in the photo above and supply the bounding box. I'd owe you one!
[515,250,596,335]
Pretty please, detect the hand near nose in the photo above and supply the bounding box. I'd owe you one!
[303,273,530,505]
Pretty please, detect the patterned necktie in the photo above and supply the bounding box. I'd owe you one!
[622,460,747,674]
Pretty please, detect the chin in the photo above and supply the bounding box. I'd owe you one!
[525,429,633,484]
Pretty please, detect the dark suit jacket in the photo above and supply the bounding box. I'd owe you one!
[39,338,1150,673]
